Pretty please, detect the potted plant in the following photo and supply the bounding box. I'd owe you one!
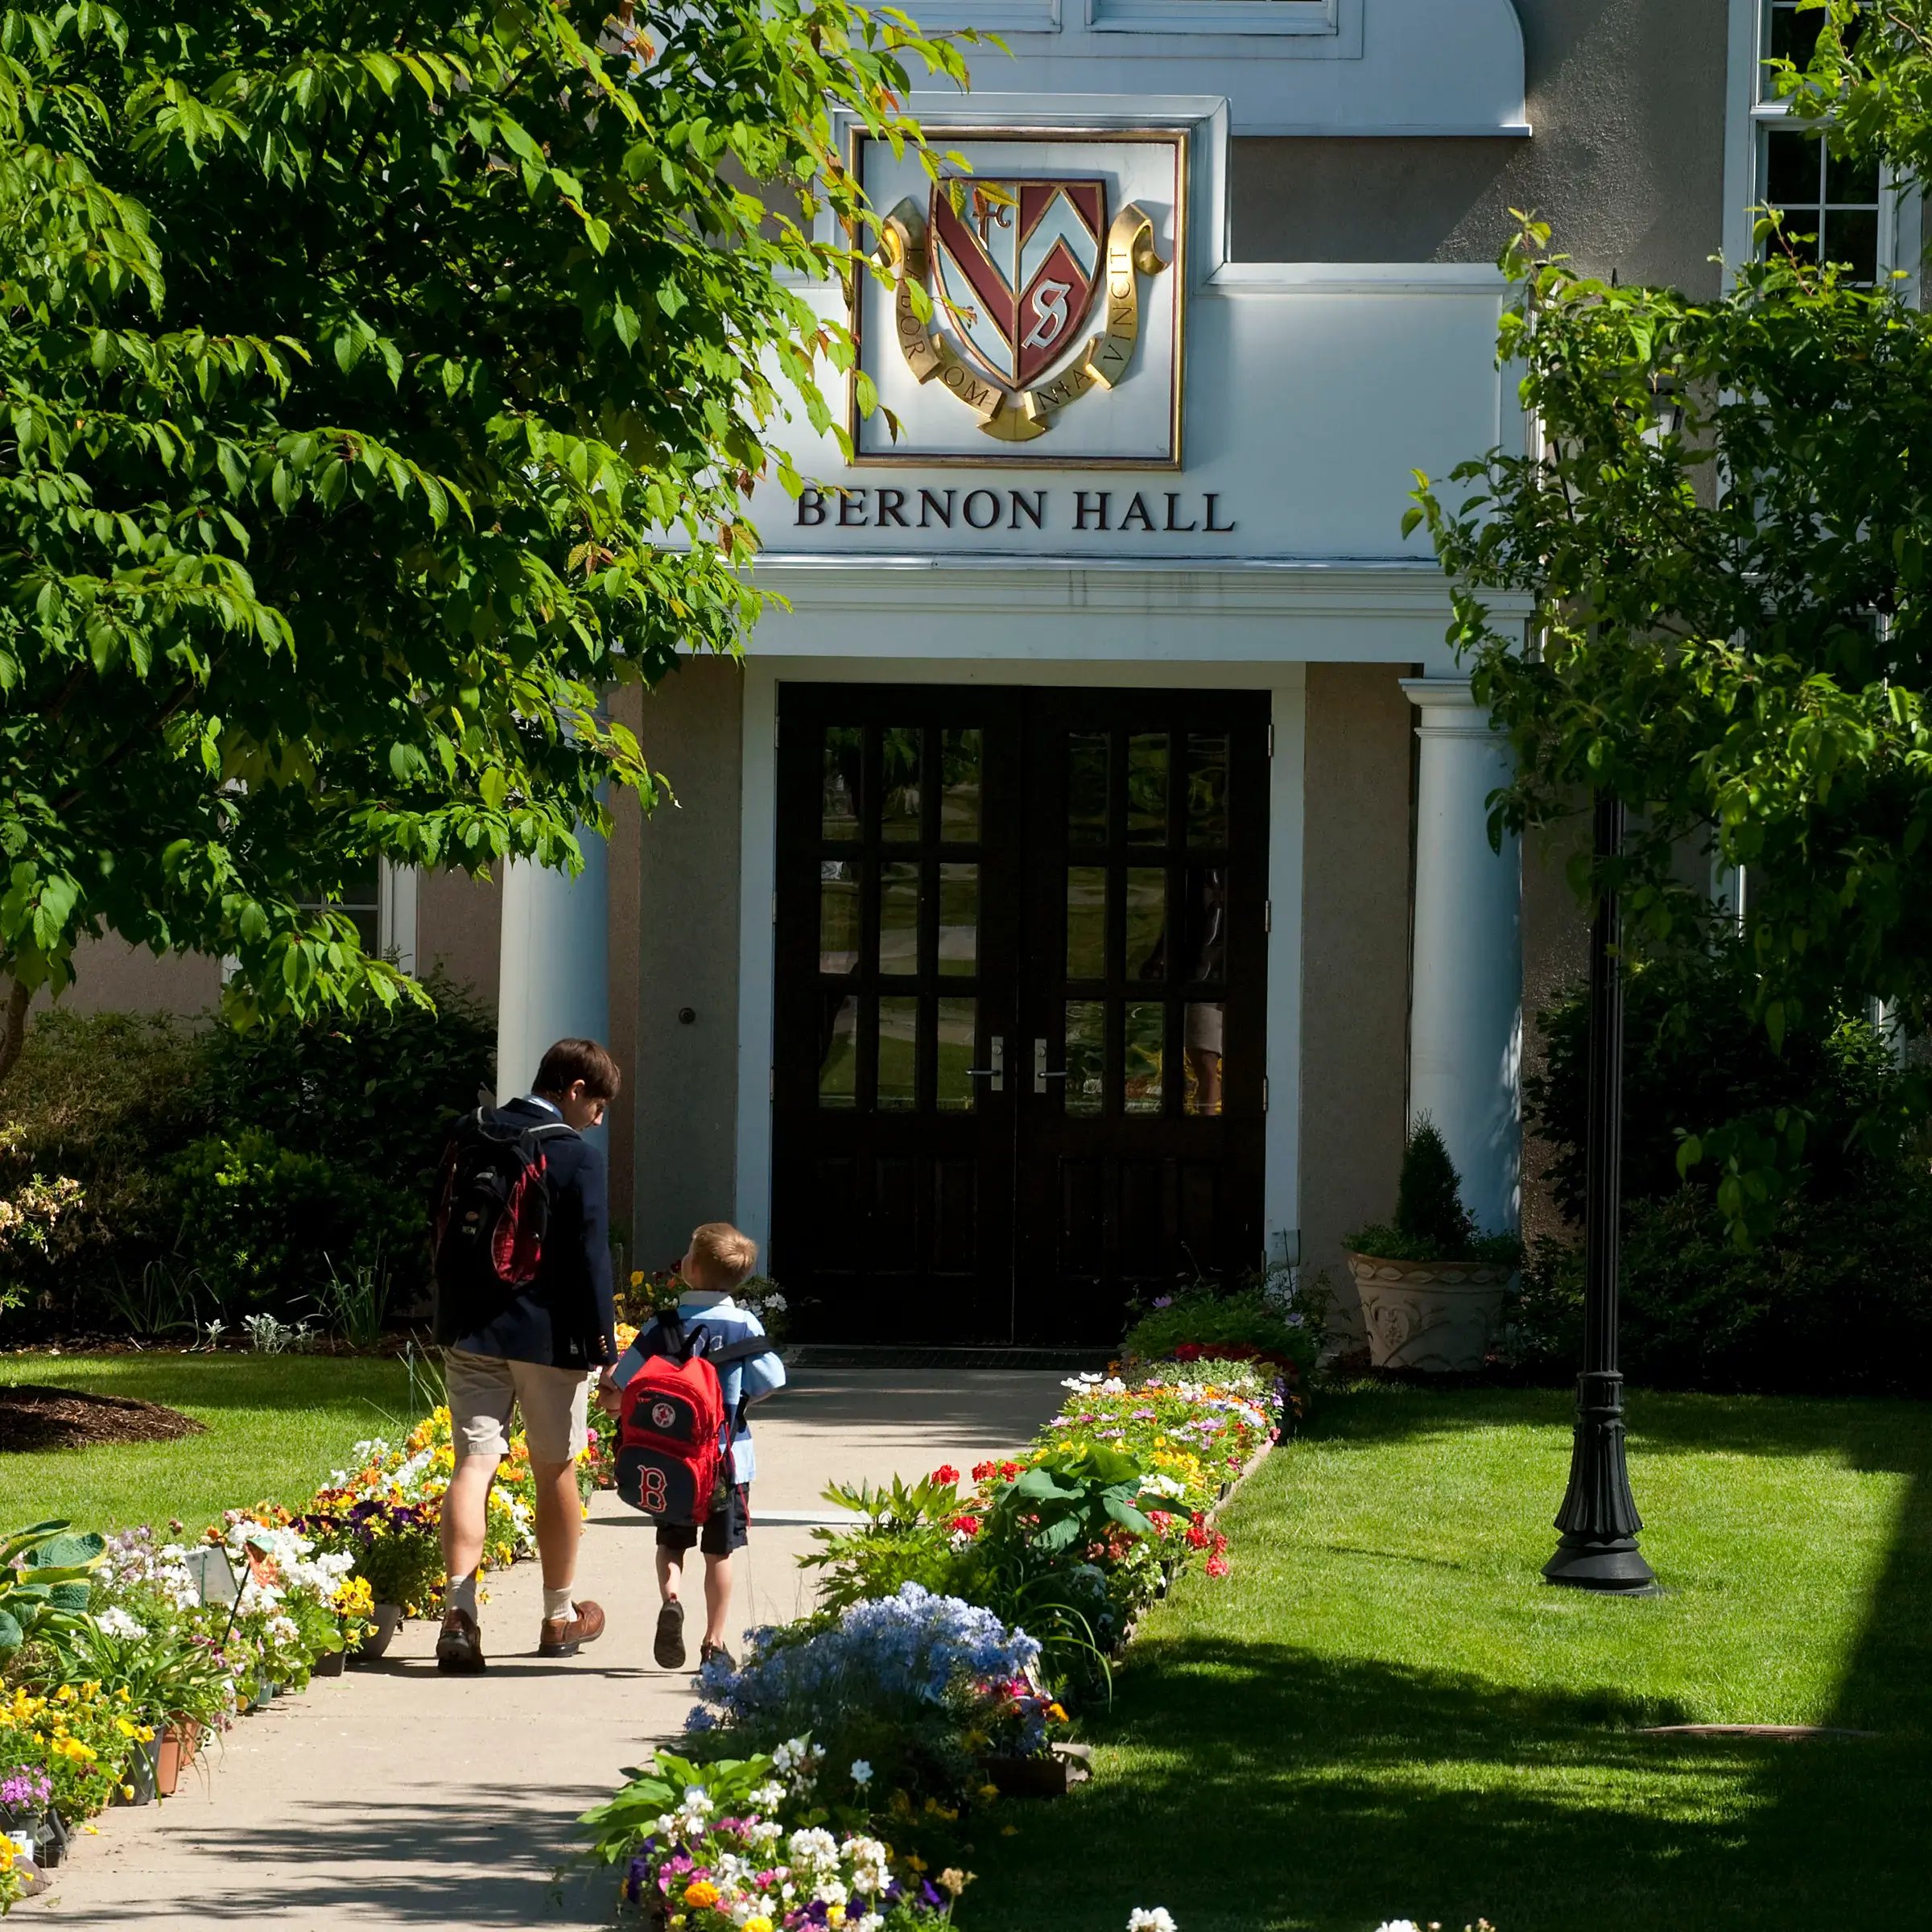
[1344,1119,1522,1372]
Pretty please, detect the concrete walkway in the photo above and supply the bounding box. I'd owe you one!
[29,1366,1065,1930]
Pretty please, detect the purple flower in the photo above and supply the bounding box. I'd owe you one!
[1151,1295,1173,1309]
[0,1767,51,1813]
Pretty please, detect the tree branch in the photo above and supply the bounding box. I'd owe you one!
[0,977,31,1088]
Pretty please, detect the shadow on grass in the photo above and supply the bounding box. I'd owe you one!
[964,1389,1932,1932]
[0,1352,419,1418]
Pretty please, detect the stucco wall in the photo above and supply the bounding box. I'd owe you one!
[56,938,221,1018]
[624,656,746,1274]
[1298,662,1414,1338]
[416,868,500,1005]
[1231,0,1731,294]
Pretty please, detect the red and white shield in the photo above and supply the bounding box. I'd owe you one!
[929,180,1106,390]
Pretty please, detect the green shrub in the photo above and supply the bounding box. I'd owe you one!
[1120,1279,1319,1377]
[1514,1187,1932,1394]
[1348,1118,1521,1265]
[161,1129,419,1321]
[1517,957,1932,1393]
[1526,957,1897,1223]
[0,975,492,1337]
[0,1011,208,1318]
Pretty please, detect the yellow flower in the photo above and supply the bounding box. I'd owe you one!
[906,1854,927,1874]
[937,1868,975,1897]
[744,1920,774,1932]
[827,1910,847,1929]
[682,1879,720,1909]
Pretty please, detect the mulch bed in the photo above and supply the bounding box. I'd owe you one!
[0,1385,208,1452]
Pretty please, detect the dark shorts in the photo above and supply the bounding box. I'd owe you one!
[655,1483,751,1557]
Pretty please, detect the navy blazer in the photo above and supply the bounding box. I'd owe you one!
[448,1098,617,1372]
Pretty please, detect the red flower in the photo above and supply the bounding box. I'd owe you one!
[1147,1509,1174,1533]
[971,1460,997,1482]
[931,1464,961,1486]
[1000,1460,1021,1480]
[1205,1555,1231,1579]
[1185,1522,1209,1550]
[1212,1530,1229,1555]
[949,1514,982,1537]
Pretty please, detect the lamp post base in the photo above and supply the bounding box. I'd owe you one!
[1543,1534,1661,1594]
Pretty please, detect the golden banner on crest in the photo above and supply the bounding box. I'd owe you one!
[874,196,1168,444]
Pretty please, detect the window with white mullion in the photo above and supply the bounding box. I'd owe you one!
[1748,2,1897,286]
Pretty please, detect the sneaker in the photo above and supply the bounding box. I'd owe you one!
[699,1639,735,1674]
[435,1608,485,1674]
[537,1599,606,1659]
[654,1599,687,1670]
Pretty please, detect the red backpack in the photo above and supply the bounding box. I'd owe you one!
[615,1317,770,1526]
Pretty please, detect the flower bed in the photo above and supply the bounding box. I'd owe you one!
[581,1355,1289,1930]
[0,1394,598,1878]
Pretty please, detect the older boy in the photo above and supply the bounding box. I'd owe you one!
[599,1222,785,1671]
[431,1038,621,1674]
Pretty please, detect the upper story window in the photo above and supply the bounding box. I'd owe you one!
[1754,1,1888,284]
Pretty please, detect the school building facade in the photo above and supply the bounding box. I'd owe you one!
[68,2,1919,1344]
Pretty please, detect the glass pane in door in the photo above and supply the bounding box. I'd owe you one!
[880,864,921,976]
[1066,1001,1105,1117]
[1124,1001,1165,1115]
[881,728,923,840]
[935,997,977,1113]
[819,860,861,974]
[941,729,982,840]
[1127,733,1170,843]
[937,864,978,976]
[877,997,919,1108]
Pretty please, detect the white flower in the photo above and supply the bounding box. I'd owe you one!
[1128,1911,1179,1932]
[95,1605,147,1639]
[856,1917,885,1932]
[848,1758,873,1787]
[1373,1922,1421,1932]
[1100,1376,1127,1394]
[749,1781,786,1813]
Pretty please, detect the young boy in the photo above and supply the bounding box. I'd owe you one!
[600,1223,786,1671]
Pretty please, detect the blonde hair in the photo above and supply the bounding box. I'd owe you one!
[689,1221,758,1291]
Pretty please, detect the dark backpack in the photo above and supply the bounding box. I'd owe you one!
[430,1108,576,1344]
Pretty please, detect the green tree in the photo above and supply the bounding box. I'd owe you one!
[0,0,969,1079]
[1410,2,1932,1236]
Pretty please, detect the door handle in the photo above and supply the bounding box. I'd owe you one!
[966,1036,1005,1092]
[1033,1038,1067,1094]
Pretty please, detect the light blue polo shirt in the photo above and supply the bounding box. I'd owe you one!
[613,1295,786,1484]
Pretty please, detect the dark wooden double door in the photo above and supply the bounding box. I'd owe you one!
[772,685,1269,1345]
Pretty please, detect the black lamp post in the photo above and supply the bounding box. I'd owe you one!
[1543,790,1659,1592]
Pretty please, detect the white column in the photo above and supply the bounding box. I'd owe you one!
[1402,678,1521,1234]
[496,835,610,1102]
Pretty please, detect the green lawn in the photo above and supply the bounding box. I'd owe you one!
[0,1352,427,1533]
[964,1385,1932,1932]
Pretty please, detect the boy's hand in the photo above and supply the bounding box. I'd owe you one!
[595,1370,621,1412]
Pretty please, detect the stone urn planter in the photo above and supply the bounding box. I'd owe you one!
[1345,1252,1515,1373]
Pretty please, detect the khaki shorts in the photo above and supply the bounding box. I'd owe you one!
[443,1348,590,1466]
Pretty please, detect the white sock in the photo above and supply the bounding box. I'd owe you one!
[543,1586,576,1621]
[448,1572,478,1618]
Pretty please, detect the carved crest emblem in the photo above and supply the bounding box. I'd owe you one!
[877,175,1170,444]
[930,180,1107,390]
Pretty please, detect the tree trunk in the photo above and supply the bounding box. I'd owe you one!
[0,978,31,1088]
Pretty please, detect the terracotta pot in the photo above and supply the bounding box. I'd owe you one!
[1345,1251,1516,1373]
[155,1720,200,1798]
[356,1604,405,1661]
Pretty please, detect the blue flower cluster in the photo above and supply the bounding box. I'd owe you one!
[687,1583,1041,1736]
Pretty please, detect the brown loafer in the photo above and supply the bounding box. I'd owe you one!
[538,1598,605,1658]
[435,1608,485,1674]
